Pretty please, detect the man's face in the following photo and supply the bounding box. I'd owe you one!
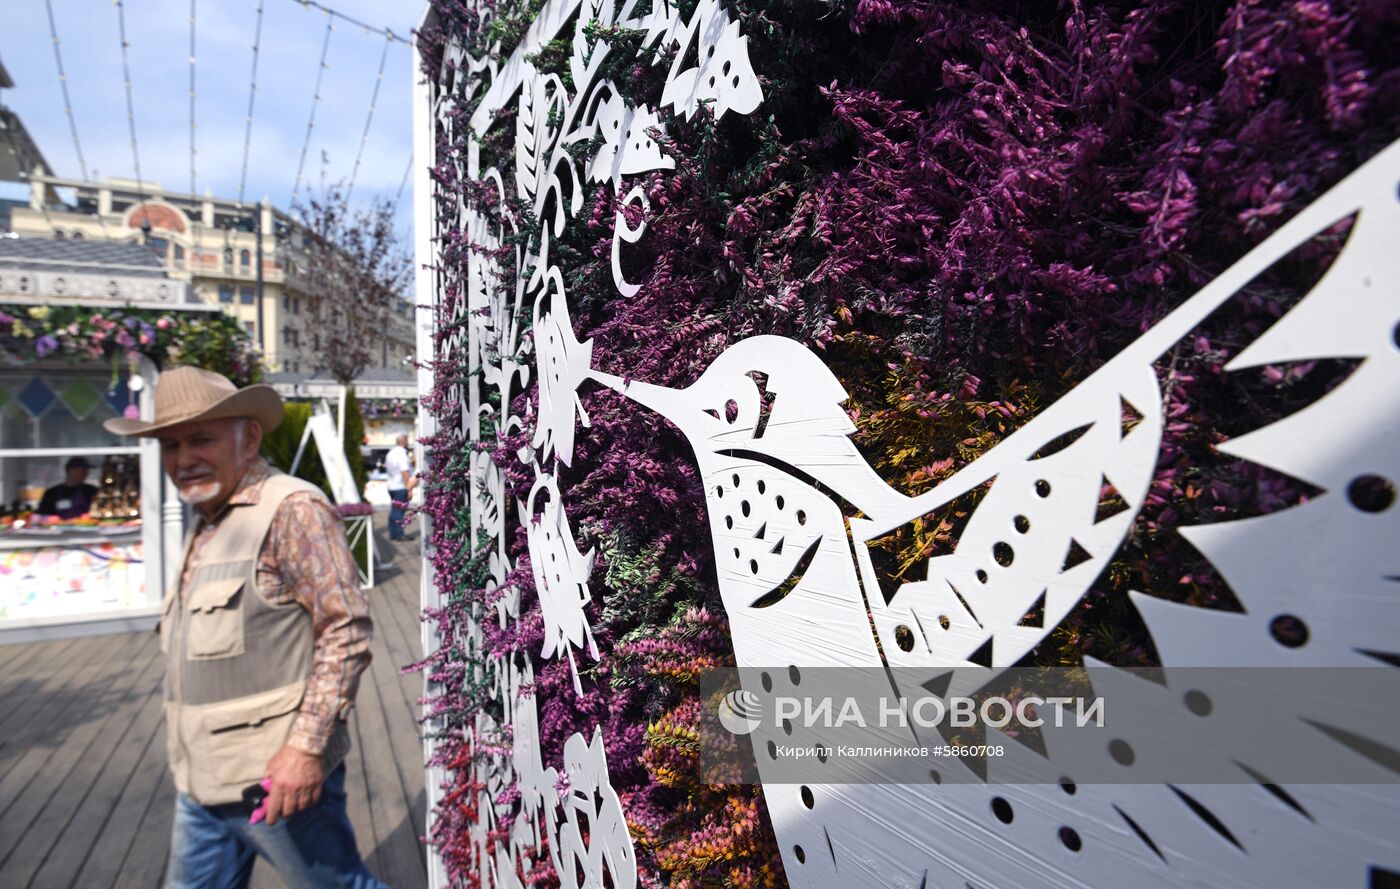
[158,417,261,512]
[65,465,88,486]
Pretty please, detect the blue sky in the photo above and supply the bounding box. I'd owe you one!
[1,0,423,237]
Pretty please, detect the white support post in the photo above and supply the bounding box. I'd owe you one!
[338,384,349,452]
[289,420,314,476]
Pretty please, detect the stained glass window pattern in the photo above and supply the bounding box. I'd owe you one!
[61,379,103,421]
[0,399,28,449]
[17,378,57,418]
[1,372,128,449]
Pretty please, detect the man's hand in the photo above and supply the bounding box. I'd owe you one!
[262,745,324,826]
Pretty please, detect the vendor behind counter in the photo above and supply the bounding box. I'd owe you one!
[36,456,98,519]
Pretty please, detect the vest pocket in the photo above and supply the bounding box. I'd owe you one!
[200,683,306,787]
[185,577,247,659]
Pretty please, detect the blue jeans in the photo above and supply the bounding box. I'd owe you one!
[165,764,387,889]
[387,489,408,540]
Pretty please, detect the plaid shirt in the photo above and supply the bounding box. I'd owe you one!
[179,459,373,755]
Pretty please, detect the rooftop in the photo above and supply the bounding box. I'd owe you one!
[0,237,168,278]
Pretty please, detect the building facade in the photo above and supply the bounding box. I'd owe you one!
[7,176,414,375]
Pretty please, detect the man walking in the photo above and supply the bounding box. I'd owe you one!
[106,367,387,889]
[385,433,415,541]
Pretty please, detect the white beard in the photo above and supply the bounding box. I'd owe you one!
[177,480,222,505]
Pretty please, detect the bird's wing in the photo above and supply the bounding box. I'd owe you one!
[858,139,1400,684]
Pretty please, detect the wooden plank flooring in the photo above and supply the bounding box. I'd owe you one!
[0,516,429,889]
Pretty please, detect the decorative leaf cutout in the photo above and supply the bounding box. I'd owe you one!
[1017,591,1046,628]
[1120,395,1145,437]
[965,637,994,668]
[750,537,822,608]
[1060,538,1093,572]
[1029,423,1094,460]
[1095,475,1130,523]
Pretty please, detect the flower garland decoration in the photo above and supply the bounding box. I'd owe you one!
[0,304,263,386]
[416,1,1399,886]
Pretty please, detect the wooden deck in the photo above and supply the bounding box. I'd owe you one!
[0,518,430,889]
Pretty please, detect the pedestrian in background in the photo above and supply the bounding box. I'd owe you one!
[385,433,415,541]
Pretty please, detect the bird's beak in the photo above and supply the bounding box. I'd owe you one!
[588,370,690,429]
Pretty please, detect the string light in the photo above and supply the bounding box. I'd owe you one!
[43,0,88,183]
[37,0,415,243]
[114,0,146,201]
[392,155,412,212]
[189,0,198,198]
[237,3,265,206]
[290,16,335,211]
[343,35,391,207]
[286,0,409,44]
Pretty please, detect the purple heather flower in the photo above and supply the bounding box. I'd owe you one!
[34,335,59,357]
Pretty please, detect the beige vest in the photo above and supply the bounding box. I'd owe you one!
[161,472,351,805]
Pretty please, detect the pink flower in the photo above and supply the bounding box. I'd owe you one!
[156,317,173,330]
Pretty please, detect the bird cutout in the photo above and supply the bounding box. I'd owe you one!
[590,331,1160,693]
[590,336,913,676]
[520,474,600,695]
[591,139,1400,888]
[531,264,595,467]
[658,0,763,120]
[587,86,675,188]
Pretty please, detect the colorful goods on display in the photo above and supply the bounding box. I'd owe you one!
[361,398,416,419]
[4,456,143,529]
[91,456,142,521]
[416,2,1399,887]
[0,304,263,387]
[0,540,145,621]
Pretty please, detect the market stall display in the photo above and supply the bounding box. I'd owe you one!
[0,241,264,640]
[0,364,161,630]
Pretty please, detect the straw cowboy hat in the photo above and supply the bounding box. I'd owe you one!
[104,366,284,437]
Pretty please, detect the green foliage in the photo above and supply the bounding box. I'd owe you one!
[261,396,366,502]
[261,403,332,499]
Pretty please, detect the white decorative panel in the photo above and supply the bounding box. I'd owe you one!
[422,0,1400,884]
